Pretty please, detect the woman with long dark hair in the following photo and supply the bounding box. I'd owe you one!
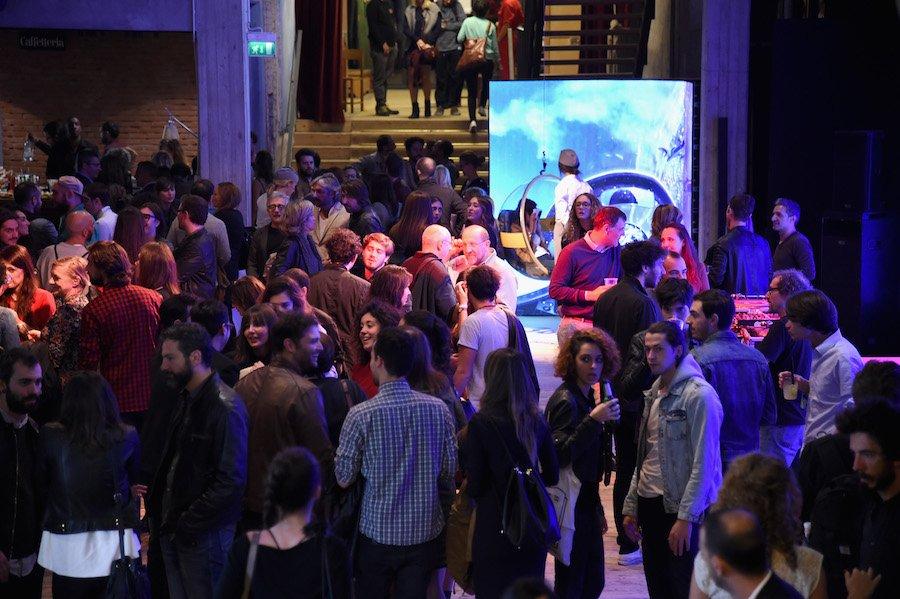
[651,204,683,240]
[251,150,275,204]
[546,328,622,599]
[462,348,559,599]
[139,202,169,245]
[0,244,56,334]
[388,191,434,263]
[659,223,710,292]
[135,241,180,300]
[216,447,350,598]
[368,264,413,313]
[401,309,454,378]
[212,182,249,281]
[37,371,141,598]
[350,299,402,398]
[403,325,468,431]
[232,303,278,378]
[112,206,145,264]
[465,194,502,253]
[562,192,602,250]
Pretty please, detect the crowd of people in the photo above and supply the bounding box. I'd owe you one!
[0,115,897,599]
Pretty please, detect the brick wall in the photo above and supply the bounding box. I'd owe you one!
[0,30,198,177]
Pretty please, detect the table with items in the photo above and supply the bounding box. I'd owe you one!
[731,296,779,346]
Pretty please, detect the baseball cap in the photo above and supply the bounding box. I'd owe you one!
[559,149,580,168]
[274,167,299,184]
[57,175,84,195]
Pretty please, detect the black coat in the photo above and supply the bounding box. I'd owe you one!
[0,417,41,559]
[246,225,285,279]
[149,373,248,538]
[37,423,141,533]
[216,208,249,281]
[268,233,323,280]
[704,225,773,295]
[174,228,218,299]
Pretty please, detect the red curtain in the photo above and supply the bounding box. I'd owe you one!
[296,0,344,123]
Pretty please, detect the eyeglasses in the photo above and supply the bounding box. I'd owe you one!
[267,204,286,212]
[141,213,155,221]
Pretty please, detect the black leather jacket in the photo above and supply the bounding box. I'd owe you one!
[37,423,141,534]
[149,373,248,538]
[174,228,218,299]
[704,225,773,295]
[545,382,612,486]
[269,233,323,280]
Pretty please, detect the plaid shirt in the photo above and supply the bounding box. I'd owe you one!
[79,284,161,413]
[335,379,457,546]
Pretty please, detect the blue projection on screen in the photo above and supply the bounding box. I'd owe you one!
[489,80,693,315]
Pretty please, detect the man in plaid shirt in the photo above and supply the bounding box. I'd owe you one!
[80,241,161,428]
[335,326,457,598]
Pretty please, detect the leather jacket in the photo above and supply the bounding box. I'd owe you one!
[37,423,141,534]
[269,233,323,280]
[545,382,612,486]
[234,357,335,514]
[174,228,218,299]
[149,373,248,537]
[704,225,772,295]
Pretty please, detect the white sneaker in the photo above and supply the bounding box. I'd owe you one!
[468,120,478,133]
[617,549,643,566]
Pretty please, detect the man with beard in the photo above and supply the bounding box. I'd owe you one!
[150,323,248,599]
[0,348,43,598]
[450,225,518,311]
[234,312,334,530]
[79,241,161,430]
[309,173,351,261]
[835,398,900,599]
[294,148,321,197]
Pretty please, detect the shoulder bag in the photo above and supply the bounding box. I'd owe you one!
[487,419,560,549]
[105,447,150,599]
[456,21,493,72]
[240,532,261,599]
[444,477,477,594]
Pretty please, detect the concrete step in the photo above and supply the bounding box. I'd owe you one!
[297,144,490,162]
[349,129,488,145]
[339,115,490,132]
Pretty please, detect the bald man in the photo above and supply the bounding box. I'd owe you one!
[450,225,519,311]
[403,224,458,324]
[416,157,467,236]
[663,251,688,281]
[36,210,94,288]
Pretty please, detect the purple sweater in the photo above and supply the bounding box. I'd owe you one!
[549,239,622,319]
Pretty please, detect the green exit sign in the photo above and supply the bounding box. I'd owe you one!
[248,40,275,58]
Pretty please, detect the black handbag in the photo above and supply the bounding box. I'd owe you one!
[487,420,561,549]
[105,452,150,599]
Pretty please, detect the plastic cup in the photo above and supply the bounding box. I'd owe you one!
[782,376,798,400]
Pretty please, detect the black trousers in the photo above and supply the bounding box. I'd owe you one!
[0,564,44,599]
[463,61,494,121]
[51,573,108,599]
[554,485,606,599]
[435,50,462,108]
[613,412,640,553]
[355,534,441,599]
[637,496,698,599]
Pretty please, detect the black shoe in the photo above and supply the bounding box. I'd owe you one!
[409,102,420,119]
[424,100,432,118]
[375,104,391,117]
[386,106,399,115]
[435,107,445,117]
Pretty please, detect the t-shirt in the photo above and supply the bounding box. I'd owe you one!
[457,306,509,408]
[637,391,664,498]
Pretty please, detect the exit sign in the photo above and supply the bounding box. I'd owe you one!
[247,32,276,58]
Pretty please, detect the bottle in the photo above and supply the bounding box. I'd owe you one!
[23,137,35,162]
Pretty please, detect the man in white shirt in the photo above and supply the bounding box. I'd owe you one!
[82,183,117,243]
[36,211,93,289]
[450,224,518,311]
[309,173,350,261]
[780,289,863,445]
[553,148,592,258]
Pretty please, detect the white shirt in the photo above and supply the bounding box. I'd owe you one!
[39,529,140,577]
[312,203,351,260]
[554,174,591,225]
[804,329,863,444]
[93,206,118,242]
[449,249,520,312]
[638,391,665,498]
[36,241,88,289]
[255,192,271,228]
[457,305,510,408]
[694,545,823,599]
[747,571,773,599]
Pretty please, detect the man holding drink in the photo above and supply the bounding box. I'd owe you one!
[756,269,813,465]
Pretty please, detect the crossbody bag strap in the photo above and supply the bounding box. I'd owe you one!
[106,442,127,561]
[340,379,354,412]
[501,307,518,350]
[241,532,261,599]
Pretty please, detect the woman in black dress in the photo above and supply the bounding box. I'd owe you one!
[216,446,350,598]
[212,182,250,281]
[461,348,559,599]
[545,328,622,599]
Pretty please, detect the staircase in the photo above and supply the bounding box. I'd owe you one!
[542,0,653,79]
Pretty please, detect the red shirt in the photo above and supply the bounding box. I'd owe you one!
[350,363,378,399]
[24,288,56,331]
[79,284,161,413]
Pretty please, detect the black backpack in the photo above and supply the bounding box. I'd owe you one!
[807,473,866,599]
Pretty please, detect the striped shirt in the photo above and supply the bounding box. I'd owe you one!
[335,379,457,546]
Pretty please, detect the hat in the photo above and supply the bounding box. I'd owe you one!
[558,149,580,168]
[274,167,299,184]
[57,176,84,195]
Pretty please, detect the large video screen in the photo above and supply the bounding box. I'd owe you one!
[489,79,694,314]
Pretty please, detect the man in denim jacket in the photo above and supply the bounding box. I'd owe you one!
[623,321,723,599]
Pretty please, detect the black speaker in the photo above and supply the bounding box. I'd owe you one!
[832,130,884,212]
[820,211,900,354]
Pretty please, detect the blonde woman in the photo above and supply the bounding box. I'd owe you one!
[41,255,91,384]
[135,241,180,300]
[266,200,322,280]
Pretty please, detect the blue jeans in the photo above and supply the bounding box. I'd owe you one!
[159,526,234,599]
[760,425,805,467]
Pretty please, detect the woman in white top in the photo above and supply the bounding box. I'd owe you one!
[690,453,827,599]
[37,371,141,598]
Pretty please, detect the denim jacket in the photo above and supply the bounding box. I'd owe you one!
[623,354,723,523]
[691,330,777,466]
